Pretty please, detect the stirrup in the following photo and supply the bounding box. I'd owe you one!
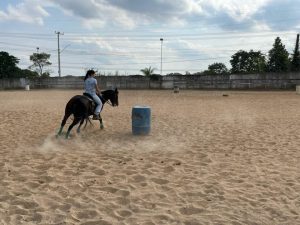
[92,114,100,120]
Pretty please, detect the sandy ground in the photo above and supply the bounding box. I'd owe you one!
[0,89,299,225]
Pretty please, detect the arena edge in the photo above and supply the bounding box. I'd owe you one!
[1,73,300,90]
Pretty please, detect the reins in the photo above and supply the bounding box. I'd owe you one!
[106,101,113,106]
[99,95,113,106]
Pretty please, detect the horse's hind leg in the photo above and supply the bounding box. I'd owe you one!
[57,113,71,137]
[76,117,85,134]
[66,117,81,139]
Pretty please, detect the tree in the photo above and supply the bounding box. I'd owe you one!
[267,37,290,72]
[205,62,229,75]
[291,34,300,71]
[29,52,52,76]
[18,69,39,78]
[41,71,50,78]
[230,50,247,74]
[140,66,156,76]
[249,50,267,73]
[0,51,20,78]
[230,50,266,74]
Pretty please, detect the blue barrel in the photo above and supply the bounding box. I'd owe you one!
[132,106,151,135]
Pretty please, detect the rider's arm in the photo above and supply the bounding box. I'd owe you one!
[94,79,100,94]
[95,84,100,94]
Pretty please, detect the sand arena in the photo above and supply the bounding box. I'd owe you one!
[0,89,299,224]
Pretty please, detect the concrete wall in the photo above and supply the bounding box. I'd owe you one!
[1,73,300,90]
[0,78,27,89]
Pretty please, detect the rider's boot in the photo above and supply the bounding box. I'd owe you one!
[92,114,100,120]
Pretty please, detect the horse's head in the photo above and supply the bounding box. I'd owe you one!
[100,88,119,106]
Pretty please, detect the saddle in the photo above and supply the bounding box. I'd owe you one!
[83,92,94,102]
[83,93,104,104]
[83,92,98,112]
[83,93,100,119]
[83,92,105,110]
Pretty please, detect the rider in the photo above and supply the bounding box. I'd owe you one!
[84,70,102,120]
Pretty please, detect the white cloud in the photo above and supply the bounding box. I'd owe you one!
[0,0,51,25]
[51,0,206,29]
[50,0,280,31]
[1,0,300,76]
[81,19,106,30]
[200,0,272,21]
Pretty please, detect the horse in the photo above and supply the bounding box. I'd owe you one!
[57,88,119,138]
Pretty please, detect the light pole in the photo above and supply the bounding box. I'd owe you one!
[238,55,241,73]
[160,38,163,75]
[36,47,39,53]
[55,31,64,77]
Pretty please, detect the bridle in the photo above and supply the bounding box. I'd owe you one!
[106,100,113,106]
[99,93,115,106]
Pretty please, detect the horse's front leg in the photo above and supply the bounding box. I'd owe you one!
[99,115,104,129]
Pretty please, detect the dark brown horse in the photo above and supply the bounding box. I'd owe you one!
[57,88,118,138]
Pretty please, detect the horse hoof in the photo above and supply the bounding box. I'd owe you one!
[100,125,104,129]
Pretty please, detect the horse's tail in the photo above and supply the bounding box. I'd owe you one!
[59,95,84,127]
[65,95,81,115]
[60,99,74,126]
[57,97,77,136]
[62,95,94,130]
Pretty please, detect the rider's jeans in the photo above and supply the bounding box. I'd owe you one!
[92,94,102,115]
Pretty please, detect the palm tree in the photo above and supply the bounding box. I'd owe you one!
[140,66,156,76]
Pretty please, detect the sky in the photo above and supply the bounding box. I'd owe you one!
[1,0,300,76]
